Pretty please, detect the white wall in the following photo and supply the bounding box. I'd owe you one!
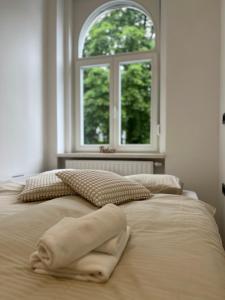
[163,0,220,207]
[0,0,48,180]
[45,0,161,171]
[45,0,58,170]
[219,0,225,243]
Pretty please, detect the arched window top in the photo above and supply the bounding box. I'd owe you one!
[79,2,156,58]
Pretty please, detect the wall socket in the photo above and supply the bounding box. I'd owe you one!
[222,183,225,196]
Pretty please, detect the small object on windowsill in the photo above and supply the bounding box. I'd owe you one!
[99,146,116,153]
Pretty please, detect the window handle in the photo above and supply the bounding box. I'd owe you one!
[114,106,117,119]
[156,124,160,136]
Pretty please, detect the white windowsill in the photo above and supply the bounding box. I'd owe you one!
[57,152,165,159]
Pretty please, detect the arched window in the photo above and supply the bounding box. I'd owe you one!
[75,1,159,151]
[81,7,155,57]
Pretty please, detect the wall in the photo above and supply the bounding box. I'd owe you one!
[45,0,58,170]
[45,0,161,171]
[0,0,48,180]
[163,0,220,207]
[219,0,225,242]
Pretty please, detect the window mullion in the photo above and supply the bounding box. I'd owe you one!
[112,58,120,150]
[109,58,114,149]
[150,53,159,150]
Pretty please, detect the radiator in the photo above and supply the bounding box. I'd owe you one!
[65,160,154,176]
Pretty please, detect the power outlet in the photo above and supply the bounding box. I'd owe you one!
[222,183,225,196]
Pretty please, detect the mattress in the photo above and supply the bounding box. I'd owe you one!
[0,194,224,300]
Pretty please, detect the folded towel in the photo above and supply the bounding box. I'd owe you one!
[96,229,127,255]
[30,226,130,283]
[36,204,127,269]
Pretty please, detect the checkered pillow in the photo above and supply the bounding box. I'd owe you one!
[56,169,152,207]
[18,171,74,202]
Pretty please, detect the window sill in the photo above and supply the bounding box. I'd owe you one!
[57,152,165,160]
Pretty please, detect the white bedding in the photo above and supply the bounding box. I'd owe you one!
[0,194,38,217]
[0,194,224,300]
[0,180,199,218]
[0,181,36,217]
[182,189,198,200]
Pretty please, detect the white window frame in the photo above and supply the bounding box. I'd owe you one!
[75,51,158,152]
[74,2,159,153]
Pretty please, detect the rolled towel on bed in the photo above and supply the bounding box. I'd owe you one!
[30,226,130,283]
[96,229,127,255]
[36,204,127,269]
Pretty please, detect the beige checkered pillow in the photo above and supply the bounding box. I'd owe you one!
[125,174,183,195]
[18,171,74,202]
[56,169,152,207]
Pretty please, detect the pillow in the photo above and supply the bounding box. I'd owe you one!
[56,169,152,207]
[18,171,74,202]
[125,174,183,195]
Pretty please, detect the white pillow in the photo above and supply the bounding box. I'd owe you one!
[125,174,183,195]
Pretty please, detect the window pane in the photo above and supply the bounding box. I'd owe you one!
[83,7,155,57]
[120,61,151,145]
[82,66,110,145]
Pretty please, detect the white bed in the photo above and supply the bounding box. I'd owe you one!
[0,181,37,217]
[1,179,225,300]
[0,180,199,217]
[0,193,224,300]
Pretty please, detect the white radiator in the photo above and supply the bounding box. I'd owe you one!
[65,160,154,176]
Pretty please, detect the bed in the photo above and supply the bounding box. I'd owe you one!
[0,181,37,218]
[0,178,199,218]
[0,178,225,300]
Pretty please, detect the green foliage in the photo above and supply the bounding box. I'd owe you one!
[83,8,155,57]
[121,62,151,144]
[83,67,110,144]
[83,8,154,144]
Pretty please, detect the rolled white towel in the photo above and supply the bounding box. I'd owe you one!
[30,226,130,283]
[36,204,127,269]
[96,229,127,255]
